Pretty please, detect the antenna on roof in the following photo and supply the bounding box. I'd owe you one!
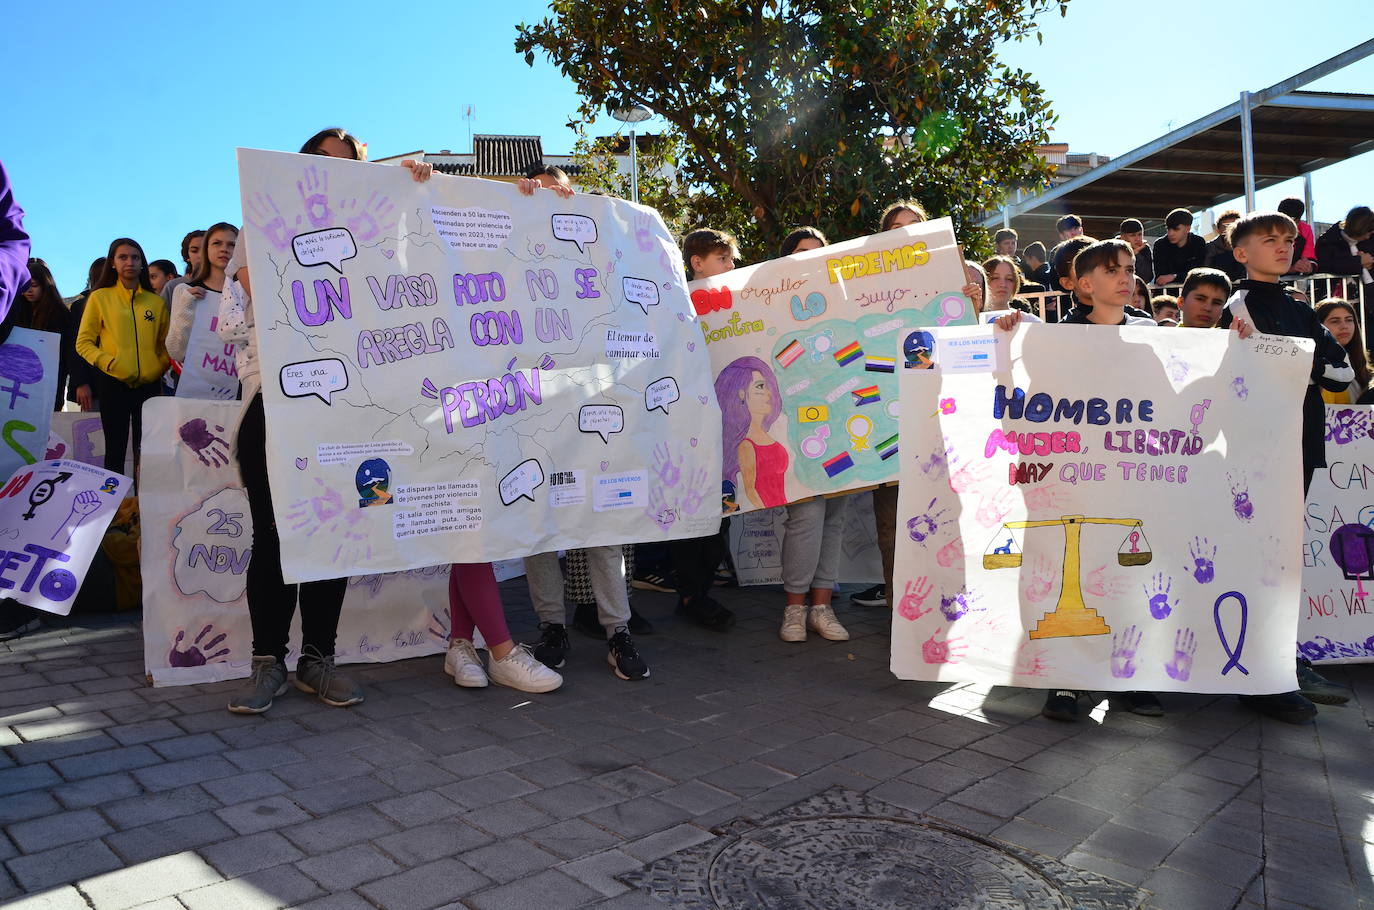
[463,105,476,152]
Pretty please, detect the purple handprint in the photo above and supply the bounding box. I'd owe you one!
[907,497,950,545]
[679,468,709,515]
[1188,537,1216,584]
[634,212,655,252]
[340,191,396,243]
[939,586,981,621]
[1110,624,1142,679]
[651,442,682,487]
[179,419,230,468]
[169,624,230,668]
[1228,472,1254,522]
[1144,573,1176,619]
[1231,376,1249,400]
[246,192,295,251]
[296,164,334,230]
[1325,408,1369,445]
[644,484,676,530]
[1164,627,1196,681]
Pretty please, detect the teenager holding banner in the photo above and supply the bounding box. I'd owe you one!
[222,128,433,713]
[75,238,169,478]
[166,222,237,367]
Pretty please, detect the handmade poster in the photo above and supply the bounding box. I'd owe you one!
[139,398,466,686]
[1298,404,1374,664]
[729,491,882,586]
[177,292,239,400]
[0,328,61,478]
[689,219,968,514]
[237,149,722,584]
[0,458,130,615]
[891,324,1310,694]
[45,411,134,476]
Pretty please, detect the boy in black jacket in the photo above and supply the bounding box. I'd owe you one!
[1152,208,1207,287]
[1219,210,1355,722]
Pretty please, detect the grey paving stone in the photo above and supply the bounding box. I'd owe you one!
[222,742,303,772]
[50,771,142,810]
[374,819,493,865]
[556,848,641,898]
[357,858,491,910]
[296,842,402,891]
[463,798,557,838]
[866,779,945,815]
[295,893,379,910]
[179,863,325,910]
[0,788,61,825]
[282,806,401,855]
[435,744,526,779]
[374,790,465,827]
[200,830,307,878]
[7,729,118,765]
[991,817,1080,859]
[8,807,112,852]
[1077,822,1177,870]
[103,784,220,830]
[104,811,237,865]
[369,759,459,795]
[6,839,123,892]
[698,760,796,797]
[1062,849,1151,886]
[525,818,625,860]
[517,780,623,819]
[132,754,238,791]
[466,867,600,910]
[458,838,563,884]
[653,779,739,816]
[290,773,399,814]
[147,731,226,761]
[11,710,113,741]
[215,795,312,835]
[78,852,222,910]
[273,753,373,789]
[51,744,162,780]
[581,796,693,839]
[620,823,715,862]
[0,762,61,796]
[201,769,290,805]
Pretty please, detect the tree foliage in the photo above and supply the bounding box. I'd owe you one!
[567,126,697,235]
[517,0,1067,262]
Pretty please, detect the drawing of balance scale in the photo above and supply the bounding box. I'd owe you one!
[983,515,1152,639]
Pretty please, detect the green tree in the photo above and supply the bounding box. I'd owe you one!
[517,0,1067,262]
[568,125,697,235]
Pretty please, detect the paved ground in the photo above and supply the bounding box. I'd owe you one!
[1,581,1371,910]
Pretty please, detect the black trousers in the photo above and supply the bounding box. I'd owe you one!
[94,372,160,474]
[670,519,730,601]
[238,393,346,662]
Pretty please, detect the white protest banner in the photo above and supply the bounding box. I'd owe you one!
[139,398,456,686]
[0,328,60,476]
[892,324,1309,694]
[0,458,130,615]
[689,219,968,514]
[728,491,883,586]
[45,411,132,475]
[1298,404,1374,664]
[237,150,722,583]
[176,292,239,400]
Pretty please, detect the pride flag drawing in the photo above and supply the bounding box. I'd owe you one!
[775,340,805,368]
[822,451,855,477]
[833,341,863,367]
[865,355,895,373]
[875,434,899,460]
[852,385,882,406]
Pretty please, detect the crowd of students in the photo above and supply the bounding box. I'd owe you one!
[0,133,1368,729]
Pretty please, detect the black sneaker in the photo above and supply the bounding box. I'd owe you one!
[533,622,570,670]
[1239,691,1318,724]
[630,571,676,594]
[1042,690,1081,722]
[628,607,655,636]
[572,603,602,638]
[1296,658,1351,705]
[0,600,42,642]
[1122,691,1164,717]
[675,595,734,630]
[607,627,650,680]
[850,584,888,608]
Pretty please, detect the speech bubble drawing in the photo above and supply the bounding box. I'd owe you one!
[292,228,357,273]
[622,277,661,314]
[552,214,598,254]
[578,405,625,444]
[499,459,545,505]
[280,359,349,405]
[645,377,680,415]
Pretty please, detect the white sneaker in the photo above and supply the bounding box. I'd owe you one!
[488,644,563,693]
[780,603,808,642]
[445,639,489,688]
[807,603,850,641]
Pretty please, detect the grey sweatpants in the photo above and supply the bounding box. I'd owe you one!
[524,547,631,636]
[781,495,849,595]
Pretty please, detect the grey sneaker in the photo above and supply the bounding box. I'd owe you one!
[227,655,288,714]
[294,646,364,707]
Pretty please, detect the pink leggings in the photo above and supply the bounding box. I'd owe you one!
[448,563,512,647]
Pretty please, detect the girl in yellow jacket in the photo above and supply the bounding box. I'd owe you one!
[75,237,170,478]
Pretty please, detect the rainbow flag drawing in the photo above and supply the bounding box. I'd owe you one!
[822,451,855,477]
[865,355,895,373]
[875,434,899,460]
[775,340,805,368]
[852,385,882,406]
[833,341,863,367]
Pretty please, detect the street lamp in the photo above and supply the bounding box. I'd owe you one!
[610,104,653,203]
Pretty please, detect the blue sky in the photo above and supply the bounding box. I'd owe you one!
[4,1,1371,295]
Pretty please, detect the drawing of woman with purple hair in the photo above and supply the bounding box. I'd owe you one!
[715,356,788,509]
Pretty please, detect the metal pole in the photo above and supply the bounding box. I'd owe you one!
[1303,172,1315,233]
[1239,91,1256,212]
[629,129,639,204]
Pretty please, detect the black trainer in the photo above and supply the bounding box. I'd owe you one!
[1239,691,1318,724]
[0,600,41,642]
[1123,691,1164,716]
[675,595,734,630]
[1296,658,1351,705]
[1042,690,1081,721]
[850,584,887,608]
[533,622,570,670]
[607,627,650,680]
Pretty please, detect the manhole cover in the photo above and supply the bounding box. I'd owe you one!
[621,788,1146,909]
